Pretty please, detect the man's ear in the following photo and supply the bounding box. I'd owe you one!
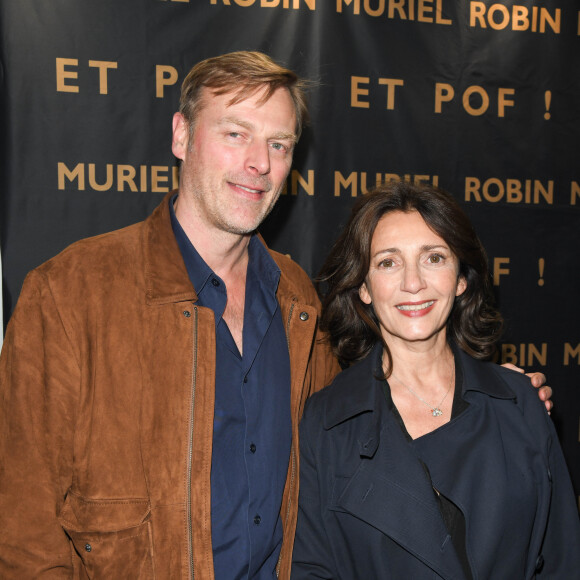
[359,281,372,305]
[171,112,189,161]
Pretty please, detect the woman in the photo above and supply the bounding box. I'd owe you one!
[291,182,580,579]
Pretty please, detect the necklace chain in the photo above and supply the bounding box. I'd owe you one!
[391,363,454,417]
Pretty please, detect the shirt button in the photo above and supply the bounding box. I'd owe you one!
[299,311,309,321]
[253,514,261,525]
[211,278,220,287]
[243,376,248,384]
[250,443,256,453]
[183,310,191,318]
[85,543,92,552]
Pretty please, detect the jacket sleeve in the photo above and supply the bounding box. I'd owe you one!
[291,399,336,579]
[535,407,580,577]
[311,328,341,397]
[303,278,341,401]
[0,269,79,577]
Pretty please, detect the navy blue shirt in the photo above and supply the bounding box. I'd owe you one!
[170,197,292,579]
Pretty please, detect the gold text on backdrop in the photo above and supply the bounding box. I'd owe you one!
[209,0,315,9]
[470,3,561,33]
[57,163,180,193]
[334,172,439,197]
[336,0,452,24]
[465,178,554,204]
[56,59,118,94]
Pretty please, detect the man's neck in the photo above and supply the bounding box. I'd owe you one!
[174,196,252,279]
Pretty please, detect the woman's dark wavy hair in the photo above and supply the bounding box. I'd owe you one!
[317,181,503,371]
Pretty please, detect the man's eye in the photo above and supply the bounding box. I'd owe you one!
[271,142,286,151]
[228,132,241,138]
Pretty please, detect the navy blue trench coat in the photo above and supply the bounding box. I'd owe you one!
[291,343,580,579]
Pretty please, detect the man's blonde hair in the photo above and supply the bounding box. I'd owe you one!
[179,51,309,139]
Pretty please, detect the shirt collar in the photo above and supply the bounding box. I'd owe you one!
[169,194,281,297]
[246,234,281,295]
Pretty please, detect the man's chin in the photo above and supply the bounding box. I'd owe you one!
[220,219,261,237]
[226,209,274,235]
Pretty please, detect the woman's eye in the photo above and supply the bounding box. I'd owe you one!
[379,259,394,268]
[429,254,443,264]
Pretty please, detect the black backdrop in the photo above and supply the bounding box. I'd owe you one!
[1,0,579,504]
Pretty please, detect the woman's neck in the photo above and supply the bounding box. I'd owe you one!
[384,335,457,439]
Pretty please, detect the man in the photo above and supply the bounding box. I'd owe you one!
[0,52,550,579]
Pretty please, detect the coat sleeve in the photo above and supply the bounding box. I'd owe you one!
[0,269,79,577]
[535,407,580,577]
[291,398,336,579]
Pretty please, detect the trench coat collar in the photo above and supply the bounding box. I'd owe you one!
[323,342,517,434]
[322,343,381,429]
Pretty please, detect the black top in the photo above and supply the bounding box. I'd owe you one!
[380,351,473,580]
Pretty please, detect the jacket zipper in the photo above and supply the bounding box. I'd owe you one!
[276,300,298,578]
[187,306,198,579]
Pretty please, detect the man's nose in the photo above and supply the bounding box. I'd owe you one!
[246,141,271,175]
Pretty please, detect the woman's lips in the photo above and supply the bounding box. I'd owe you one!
[396,300,436,316]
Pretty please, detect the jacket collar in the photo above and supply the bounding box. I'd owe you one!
[323,341,516,431]
[143,191,305,307]
[143,192,198,305]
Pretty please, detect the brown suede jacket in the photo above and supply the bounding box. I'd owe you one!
[0,193,340,579]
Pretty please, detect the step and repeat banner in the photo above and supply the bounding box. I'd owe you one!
[1,1,579,500]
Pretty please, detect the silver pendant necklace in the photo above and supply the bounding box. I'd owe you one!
[391,363,454,417]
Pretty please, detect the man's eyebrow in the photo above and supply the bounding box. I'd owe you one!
[270,131,297,144]
[219,116,297,143]
[219,116,254,130]
[274,131,296,141]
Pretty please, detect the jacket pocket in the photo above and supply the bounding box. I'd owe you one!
[58,492,155,579]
